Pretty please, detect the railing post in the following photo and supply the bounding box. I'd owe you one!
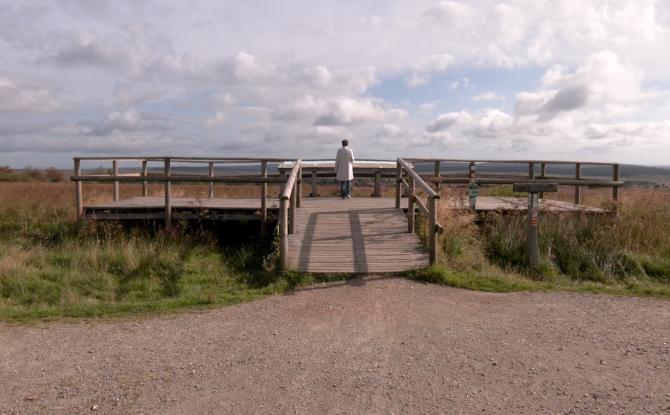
[310,170,317,197]
[261,160,268,235]
[434,160,441,190]
[279,197,289,271]
[164,158,172,229]
[374,170,381,197]
[290,177,297,234]
[141,160,148,196]
[539,162,547,199]
[574,163,582,205]
[429,195,438,265]
[395,161,401,209]
[208,162,215,199]
[296,165,302,208]
[74,158,83,220]
[408,174,415,233]
[528,161,535,180]
[612,164,620,202]
[112,159,119,201]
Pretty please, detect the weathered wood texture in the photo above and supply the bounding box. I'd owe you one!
[84,195,604,214]
[445,196,606,213]
[286,198,429,273]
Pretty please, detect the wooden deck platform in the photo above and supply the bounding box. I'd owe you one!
[286,198,429,274]
[84,195,605,215]
[83,195,605,273]
[447,196,606,213]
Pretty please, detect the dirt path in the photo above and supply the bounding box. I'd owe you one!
[1,277,669,414]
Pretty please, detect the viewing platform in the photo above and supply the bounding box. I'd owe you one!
[72,156,622,274]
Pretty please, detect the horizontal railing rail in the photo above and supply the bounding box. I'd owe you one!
[71,157,302,242]
[396,158,441,265]
[403,158,622,205]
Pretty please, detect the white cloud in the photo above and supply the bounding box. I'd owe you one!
[406,53,453,87]
[0,1,669,164]
[472,92,505,102]
[0,78,61,112]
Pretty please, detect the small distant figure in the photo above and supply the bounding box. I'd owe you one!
[335,139,354,199]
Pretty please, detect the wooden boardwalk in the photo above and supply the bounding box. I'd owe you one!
[83,196,605,273]
[286,198,429,274]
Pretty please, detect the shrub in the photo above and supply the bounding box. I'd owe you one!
[45,167,65,182]
[23,166,44,181]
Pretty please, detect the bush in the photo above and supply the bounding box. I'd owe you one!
[23,166,44,181]
[45,167,65,182]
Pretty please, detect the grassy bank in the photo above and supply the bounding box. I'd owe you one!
[0,182,292,321]
[415,186,670,297]
[1,181,669,322]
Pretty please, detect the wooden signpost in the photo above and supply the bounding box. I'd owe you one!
[512,182,559,265]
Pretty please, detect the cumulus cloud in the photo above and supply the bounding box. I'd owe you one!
[406,53,453,87]
[472,92,505,102]
[0,78,61,112]
[0,1,669,164]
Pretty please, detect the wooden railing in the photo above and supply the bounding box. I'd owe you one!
[72,156,303,269]
[279,160,302,271]
[396,158,441,265]
[279,160,396,197]
[404,158,623,204]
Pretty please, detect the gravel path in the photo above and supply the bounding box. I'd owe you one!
[1,277,669,414]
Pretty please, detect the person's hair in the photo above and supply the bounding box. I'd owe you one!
[342,139,349,147]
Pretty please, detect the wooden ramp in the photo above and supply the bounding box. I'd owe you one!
[287,198,429,274]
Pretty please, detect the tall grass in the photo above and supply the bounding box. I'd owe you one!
[422,186,670,296]
[0,182,290,321]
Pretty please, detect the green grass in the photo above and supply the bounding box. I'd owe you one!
[2,182,669,322]
[0,219,290,322]
[405,266,670,298]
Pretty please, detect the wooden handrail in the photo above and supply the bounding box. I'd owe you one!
[71,175,285,183]
[404,158,618,166]
[279,160,302,271]
[281,160,302,200]
[74,156,291,162]
[396,158,441,265]
[397,159,439,199]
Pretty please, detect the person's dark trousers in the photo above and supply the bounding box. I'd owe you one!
[340,180,352,198]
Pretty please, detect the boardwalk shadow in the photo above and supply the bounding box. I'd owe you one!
[297,208,380,274]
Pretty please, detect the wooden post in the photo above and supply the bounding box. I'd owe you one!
[574,163,582,205]
[408,175,415,233]
[527,192,540,265]
[260,160,268,235]
[612,164,620,202]
[434,160,441,190]
[310,170,317,197]
[290,177,297,234]
[539,163,547,199]
[74,159,83,220]
[141,160,148,196]
[469,161,476,181]
[395,161,401,209]
[528,162,535,180]
[112,159,119,201]
[208,162,214,199]
[279,197,289,271]
[374,170,381,197]
[280,171,287,195]
[296,166,302,208]
[164,158,171,229]
[429,196,438,265]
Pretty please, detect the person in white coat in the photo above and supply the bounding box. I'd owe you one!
[335,139,354,199]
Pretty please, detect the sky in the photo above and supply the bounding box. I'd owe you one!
[1,0,669,167]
